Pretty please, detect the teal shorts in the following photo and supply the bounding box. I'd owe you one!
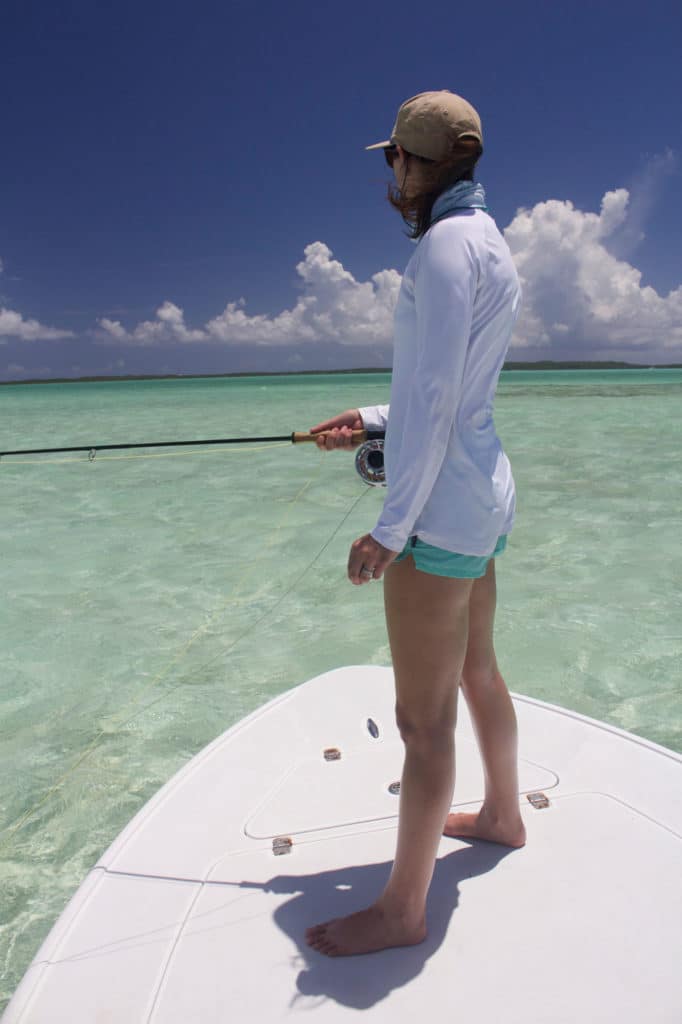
[393,534,508,579]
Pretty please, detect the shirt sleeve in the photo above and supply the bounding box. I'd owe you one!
[357,404,389,431]
[370,223,479,553]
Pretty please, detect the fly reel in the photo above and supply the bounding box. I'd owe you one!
[355,438,385,486]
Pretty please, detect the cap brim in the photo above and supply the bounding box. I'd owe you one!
[365,139,392,151]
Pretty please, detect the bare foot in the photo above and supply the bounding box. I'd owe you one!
[444,804,526,848]
[305,902,426,957]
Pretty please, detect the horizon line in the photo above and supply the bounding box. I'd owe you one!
[2,360,682,386]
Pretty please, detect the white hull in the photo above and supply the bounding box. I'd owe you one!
[4,665,681,1022]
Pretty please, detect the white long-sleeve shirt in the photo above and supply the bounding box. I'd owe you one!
[359,208,521,557]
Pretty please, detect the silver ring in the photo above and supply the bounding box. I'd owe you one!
[360,566,375,578]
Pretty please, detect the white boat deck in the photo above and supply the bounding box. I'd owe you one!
[4,665,681,1023]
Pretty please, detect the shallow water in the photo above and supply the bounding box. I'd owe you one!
[1,369,681,1008]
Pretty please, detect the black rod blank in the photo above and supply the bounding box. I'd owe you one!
[0,430,385,458]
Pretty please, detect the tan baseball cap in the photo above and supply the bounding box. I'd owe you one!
[366,90,483,161]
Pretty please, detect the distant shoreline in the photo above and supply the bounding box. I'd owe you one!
[2,361,682,386]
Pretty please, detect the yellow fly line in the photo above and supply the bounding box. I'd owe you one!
[0,450,370,850]
[118,486,370,728]
[3,442,289,466]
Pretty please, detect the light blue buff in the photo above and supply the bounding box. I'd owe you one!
[429,180,488,225]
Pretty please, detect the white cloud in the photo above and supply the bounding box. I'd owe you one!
[0,307,75,342]
[0,256,75,342]
[96,243,402,347]
[95,189,682,358]
[505,188,682,352]
[7,175,682,361]
[604,149,677,261]
[98,317,128,341]
[98,301,207,345]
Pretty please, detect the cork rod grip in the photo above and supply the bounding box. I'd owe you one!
[291,430,368,445]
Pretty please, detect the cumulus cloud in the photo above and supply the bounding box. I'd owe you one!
[98,301,207,345]
[0,257,75,342]
[96,243,402,347]
[98,317,128,341]
[505,186,682,352]
[95,186,682,359]
[8,173,682,361]
[0,307,74,342]
[604,149,677,261]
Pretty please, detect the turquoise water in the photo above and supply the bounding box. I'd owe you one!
[2,368,681,1007]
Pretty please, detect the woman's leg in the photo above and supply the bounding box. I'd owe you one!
[444,556,526,846]
[305,554,473,957]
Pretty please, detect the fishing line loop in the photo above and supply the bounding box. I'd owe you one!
[0,450,371,850]
[120,486,371,725]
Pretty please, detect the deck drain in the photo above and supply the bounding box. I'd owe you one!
[272,836,293,856]
[527,791,550,809]
[388,781,400,795]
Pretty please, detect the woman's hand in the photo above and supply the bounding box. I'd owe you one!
[348,533,399,585]
[310,409,364,451]
[311,411,396,583]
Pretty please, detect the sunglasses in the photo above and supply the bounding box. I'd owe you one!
[384,145,399,168]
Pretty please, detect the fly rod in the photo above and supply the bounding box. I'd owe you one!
[0,430,385,459]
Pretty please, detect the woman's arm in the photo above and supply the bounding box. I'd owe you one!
[369,225,478,553]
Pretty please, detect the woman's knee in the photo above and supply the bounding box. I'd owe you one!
[394,698,457,749]
[460,660,501,695]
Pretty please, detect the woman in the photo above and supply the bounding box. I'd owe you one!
[305,90,526,959]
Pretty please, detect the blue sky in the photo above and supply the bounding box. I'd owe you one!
[1,0,681,380]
